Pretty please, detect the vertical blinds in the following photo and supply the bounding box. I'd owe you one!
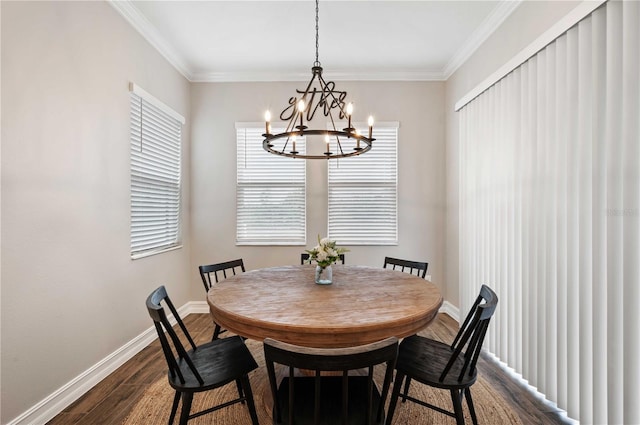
[458,2,639,423]
[130,90,182,257]
[328,124,398,245]
[236,126,306,245]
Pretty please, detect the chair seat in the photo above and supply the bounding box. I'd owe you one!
[275,375,385,425]
[396,335,478,390]
[169,336,258,392]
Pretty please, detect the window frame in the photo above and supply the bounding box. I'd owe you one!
[129,83,184,259]
[327,122,399,245]
[235,122,307,246]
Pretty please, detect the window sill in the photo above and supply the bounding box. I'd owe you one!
[131,244,183,260]
[236,242,307,246]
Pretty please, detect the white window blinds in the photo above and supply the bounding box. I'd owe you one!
[236,124,306,245]
[130,84,183,258]
[328,123,398,245]
[458,2,640,423]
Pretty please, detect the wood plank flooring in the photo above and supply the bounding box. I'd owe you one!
[47,313,571,425]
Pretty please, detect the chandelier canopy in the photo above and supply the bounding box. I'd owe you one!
[262,0,375,159]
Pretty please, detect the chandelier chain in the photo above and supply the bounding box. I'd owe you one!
[314,0,320,66]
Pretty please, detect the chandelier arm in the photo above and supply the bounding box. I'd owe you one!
[326,106,339,133]
[285,113,297,133]
[298,72,320,122]
[336,137,346,156]
[301,70,319,100]
[325,109,347,155]
[317,73,350,120]
[284,106,301,150]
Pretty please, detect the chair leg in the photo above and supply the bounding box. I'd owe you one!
[450,389,465,425]
[386,371,405,425]
[401,377,412,402]
[178,392,193,425]
[240,375,260,425]
[212,323,222,341]
[465,388,478,425]
[236,379,245,404]
[168,390,181,425]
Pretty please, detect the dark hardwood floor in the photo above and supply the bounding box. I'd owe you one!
[47,313,570,425]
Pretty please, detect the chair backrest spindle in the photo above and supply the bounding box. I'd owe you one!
[439,284,498,383]
[383,256,428,278]
[264,337,398,425]
[199,259,245,291]
[146,286,204,385]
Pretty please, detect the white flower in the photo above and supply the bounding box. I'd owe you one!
[305,234,349,267]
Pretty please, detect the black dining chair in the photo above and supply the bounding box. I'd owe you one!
[301,252,345,265]
[264,336,398,425]
[145,285,259,425]
[199,259,245,340]
[383,256,428,278]
[385,285,498,425]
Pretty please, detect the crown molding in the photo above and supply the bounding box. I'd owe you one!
[324,69,446,82]
[108,0,193,81]
[443,0,522,79]
[191,69,446,83]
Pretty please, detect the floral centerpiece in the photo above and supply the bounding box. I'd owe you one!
[305,235,349,284]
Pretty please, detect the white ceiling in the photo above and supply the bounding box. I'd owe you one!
[110,0,521,82]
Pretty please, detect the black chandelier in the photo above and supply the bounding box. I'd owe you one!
[262,0,374,159]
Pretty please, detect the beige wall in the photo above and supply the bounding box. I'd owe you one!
[444,0,582,306]
[0,2,191,423]
[0,0,589,421]
[190,81,446,288]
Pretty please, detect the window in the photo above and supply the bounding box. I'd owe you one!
[236,124,306,245]
[328,123,398,245]
[129,83,184,258]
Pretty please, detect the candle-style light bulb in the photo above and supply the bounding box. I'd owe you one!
[297,99,306,128]
[264,110,271,135]
[325,134,330,153]
[368,116,374,139]
[292,136,297,153]
[355,129,361,149]
[346,102,353,130]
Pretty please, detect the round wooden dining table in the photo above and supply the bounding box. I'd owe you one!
[207,264,443,348]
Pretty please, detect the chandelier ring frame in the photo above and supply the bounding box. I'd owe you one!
[262,129,374,160]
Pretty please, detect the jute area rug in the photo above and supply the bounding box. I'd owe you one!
[123,338,522,425]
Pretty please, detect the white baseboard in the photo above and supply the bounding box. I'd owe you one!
[188,300,210,314]
[438,302,574,423]
[483,352,577,424]
[7,302,196,425]
[9,299,460,425]
[439,300,460,322]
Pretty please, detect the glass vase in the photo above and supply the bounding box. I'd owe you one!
[315,264,333,285]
